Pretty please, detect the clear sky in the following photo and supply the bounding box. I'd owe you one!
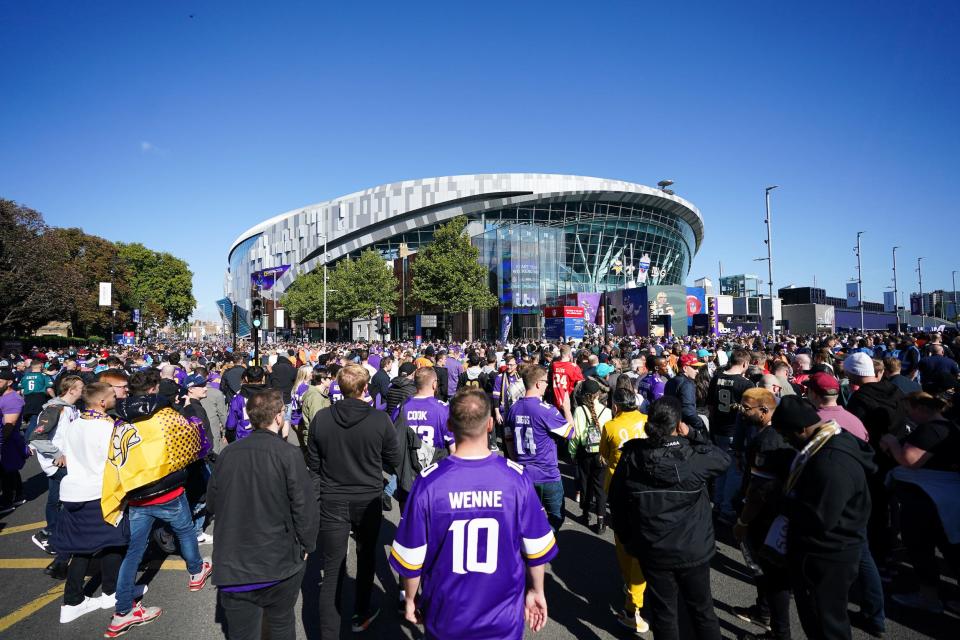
[3,1,959,320]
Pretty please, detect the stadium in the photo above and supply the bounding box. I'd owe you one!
[219,173,703,340]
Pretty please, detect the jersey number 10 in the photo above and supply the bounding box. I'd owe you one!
[449,518,499,575]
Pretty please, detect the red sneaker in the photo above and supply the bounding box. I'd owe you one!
[103,602,162,637]
[188,560,213,592]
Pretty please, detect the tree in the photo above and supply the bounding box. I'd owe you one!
[117,243,196,327]
[411,215,497,332]
[48,227,131,337]
[280,270,327,325]
[0,199,77,334]
[326,250,399,321]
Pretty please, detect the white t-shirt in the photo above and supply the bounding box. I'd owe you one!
[59,415,114,503]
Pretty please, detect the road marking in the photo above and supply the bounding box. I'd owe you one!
[0,583,64,633]
[0,521,46,536]
[0,558,187,570]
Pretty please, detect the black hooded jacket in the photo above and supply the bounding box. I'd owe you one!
[845,379,909,445]
[786,430,877,563]
[269,356,297,404]
[385,376,416,418]
[609,429,730,570]
[115,394,190,502]
[305,397,401,501]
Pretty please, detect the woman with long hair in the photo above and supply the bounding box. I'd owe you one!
[569,378,612,533]
[288,365,314,450]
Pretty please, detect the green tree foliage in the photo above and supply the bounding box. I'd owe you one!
[411,215,497,313]
[48,227,131,337]
[280,270,326,324]
[320,250,399,321]
[0,200,77,333]
[117,243,196,327]
[0,199,196,337]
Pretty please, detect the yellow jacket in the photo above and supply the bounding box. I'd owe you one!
[599,409,648,491]
[101,406,201,525]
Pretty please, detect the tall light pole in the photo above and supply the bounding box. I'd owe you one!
[953,270,958,327]
[917,257,925,330]
[855,231,864,333]
[892,246,900,335]
[318,232,328,344]
[764,186,778,337]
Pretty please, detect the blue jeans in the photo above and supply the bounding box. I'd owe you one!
[535,480,565,533]
[711,435,740,516]
[115,493,203,614]
[45,468,66,532]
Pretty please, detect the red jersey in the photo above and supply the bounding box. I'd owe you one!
[549,361,583,410]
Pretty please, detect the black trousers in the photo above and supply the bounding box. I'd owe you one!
[317,497,382,640]
[64,547,124,606]
[643,563,721,640]
[791,553,858,640]
[576,453,607,519]
[220,567,304,640]
[755,558,792,640]
[0,469,23,507]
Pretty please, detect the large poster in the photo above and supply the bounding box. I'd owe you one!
[647,286,689,337]
[846,282,860,308]
[622,288,649,337]
[686,287,706,327]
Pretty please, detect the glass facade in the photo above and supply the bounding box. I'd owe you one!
[344,200,696,304]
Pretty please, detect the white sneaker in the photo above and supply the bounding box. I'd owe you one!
[100,584,149,609]
[60,596,101,623]
[196,532,214,544]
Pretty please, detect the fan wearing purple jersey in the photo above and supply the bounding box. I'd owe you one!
[404,368,455,455]
[504,364,574,533]
[390,388,555,640]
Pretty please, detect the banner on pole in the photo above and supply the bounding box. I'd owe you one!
[251,265,291,291]
[846,282,860,308]
[99,282,112,307]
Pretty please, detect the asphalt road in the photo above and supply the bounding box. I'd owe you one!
[1,456,955,639]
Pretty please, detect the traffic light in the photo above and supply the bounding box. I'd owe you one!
[251,296,263,329]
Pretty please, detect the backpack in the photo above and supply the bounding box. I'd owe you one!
[458,371,489,392]
[27,404,66,442]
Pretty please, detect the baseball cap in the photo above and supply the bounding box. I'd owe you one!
[0,360,9,368]
[679,354,705,369]
[806,372,840,395]
[843,352,875,378]
[772,395,822,434]
[398,362,417,376]
[184,374,207,389]
[0,369,15,381]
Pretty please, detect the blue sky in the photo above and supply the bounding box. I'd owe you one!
[2,1,959,320]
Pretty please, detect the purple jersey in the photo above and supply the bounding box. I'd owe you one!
[289,382,309,426]
[225,393,254,440]
[403,396,453,450]
[390,454,558,640]
[491,372,521,411]
[505,397,573,484]
[637,372,667,404]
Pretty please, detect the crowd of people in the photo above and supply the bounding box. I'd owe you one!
[0,327,958,640]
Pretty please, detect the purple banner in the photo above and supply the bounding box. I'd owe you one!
[251,265,291,291]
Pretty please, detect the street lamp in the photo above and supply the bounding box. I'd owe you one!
[953,270,958,327]
[318,232,329,344]
[892,246,900,335]
[764,186,779,337]
[917,257,925,330]
[855,231,864,333]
